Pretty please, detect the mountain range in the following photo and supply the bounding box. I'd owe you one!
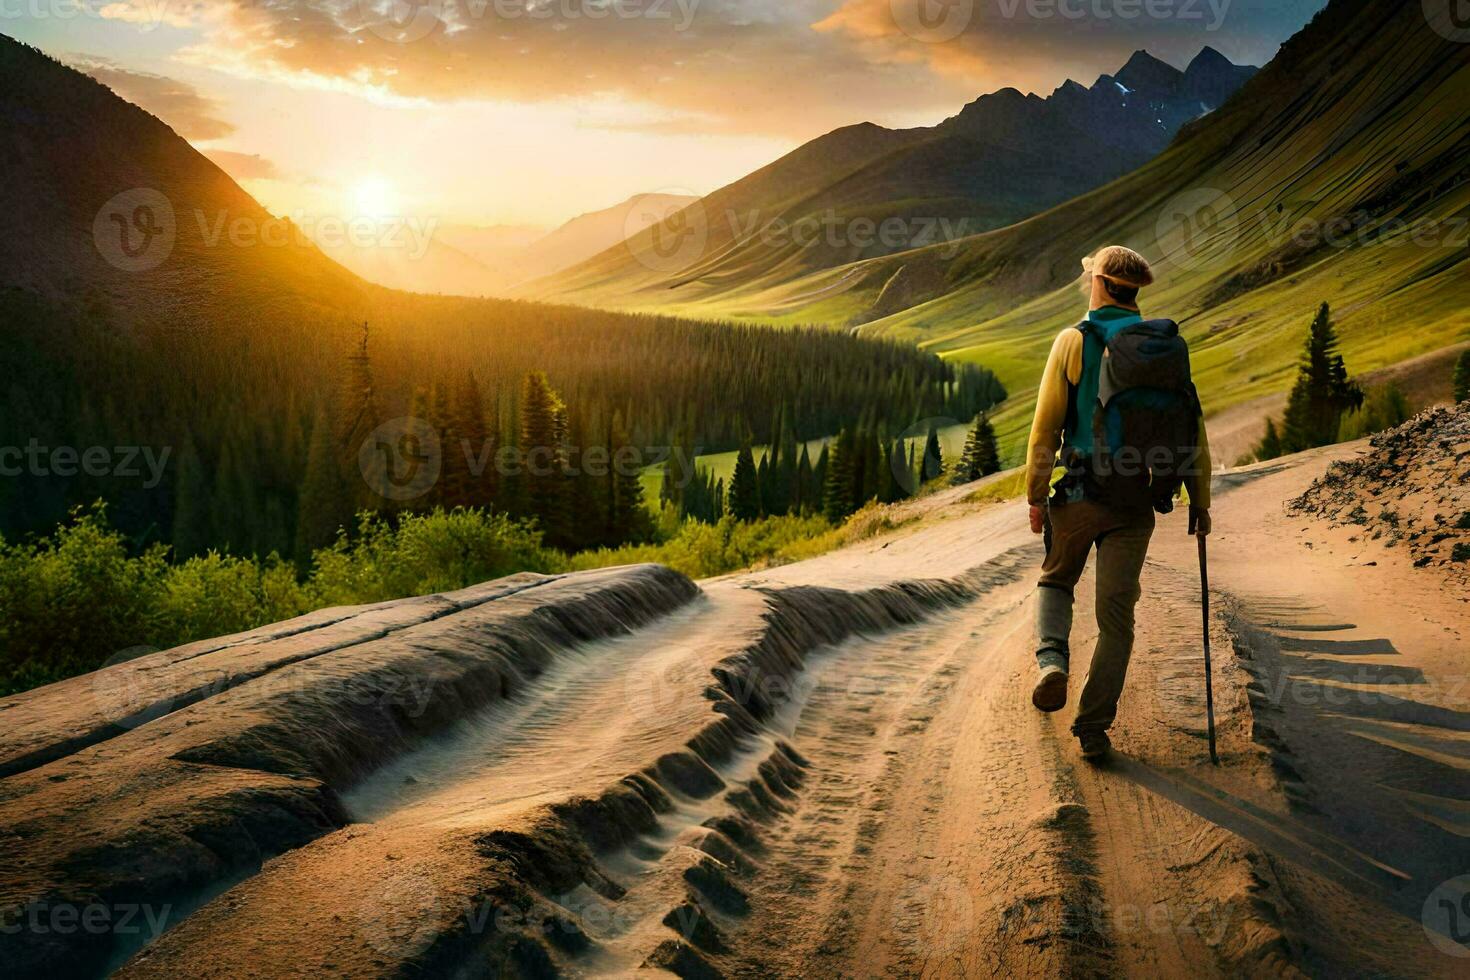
[521,47,1257,306]
[524,0,1470,462]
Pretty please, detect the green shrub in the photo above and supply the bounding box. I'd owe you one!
[153,552,310,650]
[1,503,864,695]
[0,505,563,695]
[0,505,170,695]
[569,513,832,579]
[1338,382,1411,442]
[307,509,563,607]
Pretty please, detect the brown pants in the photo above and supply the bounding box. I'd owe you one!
[1037,499,1155,734]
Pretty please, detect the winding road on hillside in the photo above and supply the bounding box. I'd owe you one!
[3,444,1469,979]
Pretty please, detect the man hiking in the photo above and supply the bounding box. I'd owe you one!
[1025,245,1212,761]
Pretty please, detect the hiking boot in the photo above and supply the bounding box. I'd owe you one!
[1078,730,1112,762]
[1032,664,1069,713]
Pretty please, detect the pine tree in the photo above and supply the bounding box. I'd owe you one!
[975,415,1001,477]
[728,438,762,522]
[564,411,606,547]
[170,430,211,560]
[444,372,491,510]
[209,442,251,556]
[294,403,346,565]
[337,322,380,511]
[954,419,980,485]
[403,386,439,513]
[823,428,858,524]
[1254,417,1284,462]
[793,444,812,515]
[757,452,776,515]
[660,425,694,515]
[607,410,647,544]
[812,444,830,514]
[1279,303,1363,452]
[1454,349,1470,403]
[881,439,907,503]
[777,414,799,516]
[519,371,571,545]
[857,425,884,509]
[921,424,944,484]
[681,467,722,524]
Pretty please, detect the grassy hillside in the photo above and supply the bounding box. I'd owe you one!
[540,0,1470,459]
[909,0,1470,453]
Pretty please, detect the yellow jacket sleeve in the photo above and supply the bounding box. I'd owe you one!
[1185,409,1213,511]
[1025,330,1083,506]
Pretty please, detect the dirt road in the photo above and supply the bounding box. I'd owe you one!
[3,440,1469,978]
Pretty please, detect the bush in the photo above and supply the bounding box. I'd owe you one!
[0,504,561,695]
[1,503,867,695]
[0,506,171,694]
[307,509,562,606]
[569,513,833,579]
[153,552,309,651]
[1337,383,1411,442]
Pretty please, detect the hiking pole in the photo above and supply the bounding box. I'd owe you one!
[1198,533,1220,766]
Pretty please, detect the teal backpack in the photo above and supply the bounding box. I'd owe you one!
[1065,318,1202,512]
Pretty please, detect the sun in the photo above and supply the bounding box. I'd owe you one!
[350,176,398,219]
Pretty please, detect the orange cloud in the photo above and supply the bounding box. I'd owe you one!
[73,58,236,141]
[160,0,973,138]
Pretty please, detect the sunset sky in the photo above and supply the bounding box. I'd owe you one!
[9,0,1327,230]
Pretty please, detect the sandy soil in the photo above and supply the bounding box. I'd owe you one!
[4,417,1470,978]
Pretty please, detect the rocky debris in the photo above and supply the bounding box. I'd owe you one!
[1289,403,1470,581]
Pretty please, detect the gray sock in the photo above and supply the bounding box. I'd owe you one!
[1035,586,1074,672]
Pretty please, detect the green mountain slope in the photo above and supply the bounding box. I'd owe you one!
[898,0,1470,454]
[523,48,1255,308]
[563,0,1467,458]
